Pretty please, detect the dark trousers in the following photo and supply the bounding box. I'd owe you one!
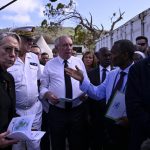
[41,111,50,150]
[48,103,87,150]
[128,124,148,150]
[0,146,12,150]
[86,99,106,150]
[103,118,129,150]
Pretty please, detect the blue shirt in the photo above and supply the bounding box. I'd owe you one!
[80,63,134,103]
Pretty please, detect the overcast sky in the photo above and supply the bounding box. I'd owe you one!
[0,0,150,30]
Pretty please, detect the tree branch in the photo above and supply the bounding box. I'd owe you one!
[110,9,125,31]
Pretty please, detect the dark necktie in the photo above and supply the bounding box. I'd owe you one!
[107,71,126,108]
[113,71,126,94]
[102,68,107,83]
[64,60,73,110]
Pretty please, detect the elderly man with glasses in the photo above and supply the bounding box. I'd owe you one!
[0,32,21,149]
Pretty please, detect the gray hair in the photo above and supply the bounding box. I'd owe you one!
[0,32,21,46]
[54,35,71,48]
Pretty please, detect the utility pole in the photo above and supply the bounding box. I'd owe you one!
[0,0,17,11]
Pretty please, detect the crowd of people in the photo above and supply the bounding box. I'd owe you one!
[0,26,150,150]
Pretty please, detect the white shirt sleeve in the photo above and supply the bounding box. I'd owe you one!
[39,64,50,99]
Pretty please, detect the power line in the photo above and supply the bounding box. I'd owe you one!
[0,0,18,11]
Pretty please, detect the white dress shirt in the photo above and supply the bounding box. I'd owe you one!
[8,52,41,109]
[40,64,45,74]
[40,56,88,108]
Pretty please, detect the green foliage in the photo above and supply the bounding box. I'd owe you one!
[41,19,48,27]
[73,25,96,49]
[36,26,75,43]
[42,0,103,49]
[46,3,51,8]
[74,25,86,44]
[57,3,65,10]
[42,0,124,50]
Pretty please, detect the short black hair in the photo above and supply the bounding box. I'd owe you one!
[136,36,148,43]
[112,39,135,60]
[98,47,109,54]
[41,52,49,57]
[31,43,40,49]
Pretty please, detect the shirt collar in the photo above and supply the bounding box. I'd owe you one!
[15,52,32,64]
[58,55,72,64]
[119,62,134,74]
[26,52,32,59]
[99,65,111,72]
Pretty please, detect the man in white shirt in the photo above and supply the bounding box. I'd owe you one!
[40,35,88,150]
[31,44,44,73]
[31,44,50,150]
[8,26,42,150]
[40,52,50,66]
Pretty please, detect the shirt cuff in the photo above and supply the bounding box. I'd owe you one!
[80,77,90,93]
[40,89,49,99]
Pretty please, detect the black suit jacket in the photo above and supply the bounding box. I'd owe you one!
[126,57,150,150]
[88,67,100,85]
[87,67,106,123]
[0,69,16,134]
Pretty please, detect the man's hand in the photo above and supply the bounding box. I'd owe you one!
[65,65,84,82]
[44,91,59,104]
[0,131,18,148]
[79,93,88,101]
[115,117,128,127]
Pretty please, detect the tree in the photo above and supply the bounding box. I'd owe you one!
[42,0,124,49]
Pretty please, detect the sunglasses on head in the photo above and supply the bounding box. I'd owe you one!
[137,43,146,46]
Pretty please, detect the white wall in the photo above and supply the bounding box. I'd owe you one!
[95,8,150,51]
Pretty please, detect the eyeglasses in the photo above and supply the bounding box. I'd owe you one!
[3,46,20,55]
[137,43,146,46]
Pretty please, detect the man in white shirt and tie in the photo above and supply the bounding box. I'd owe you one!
[40,35,88,150]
